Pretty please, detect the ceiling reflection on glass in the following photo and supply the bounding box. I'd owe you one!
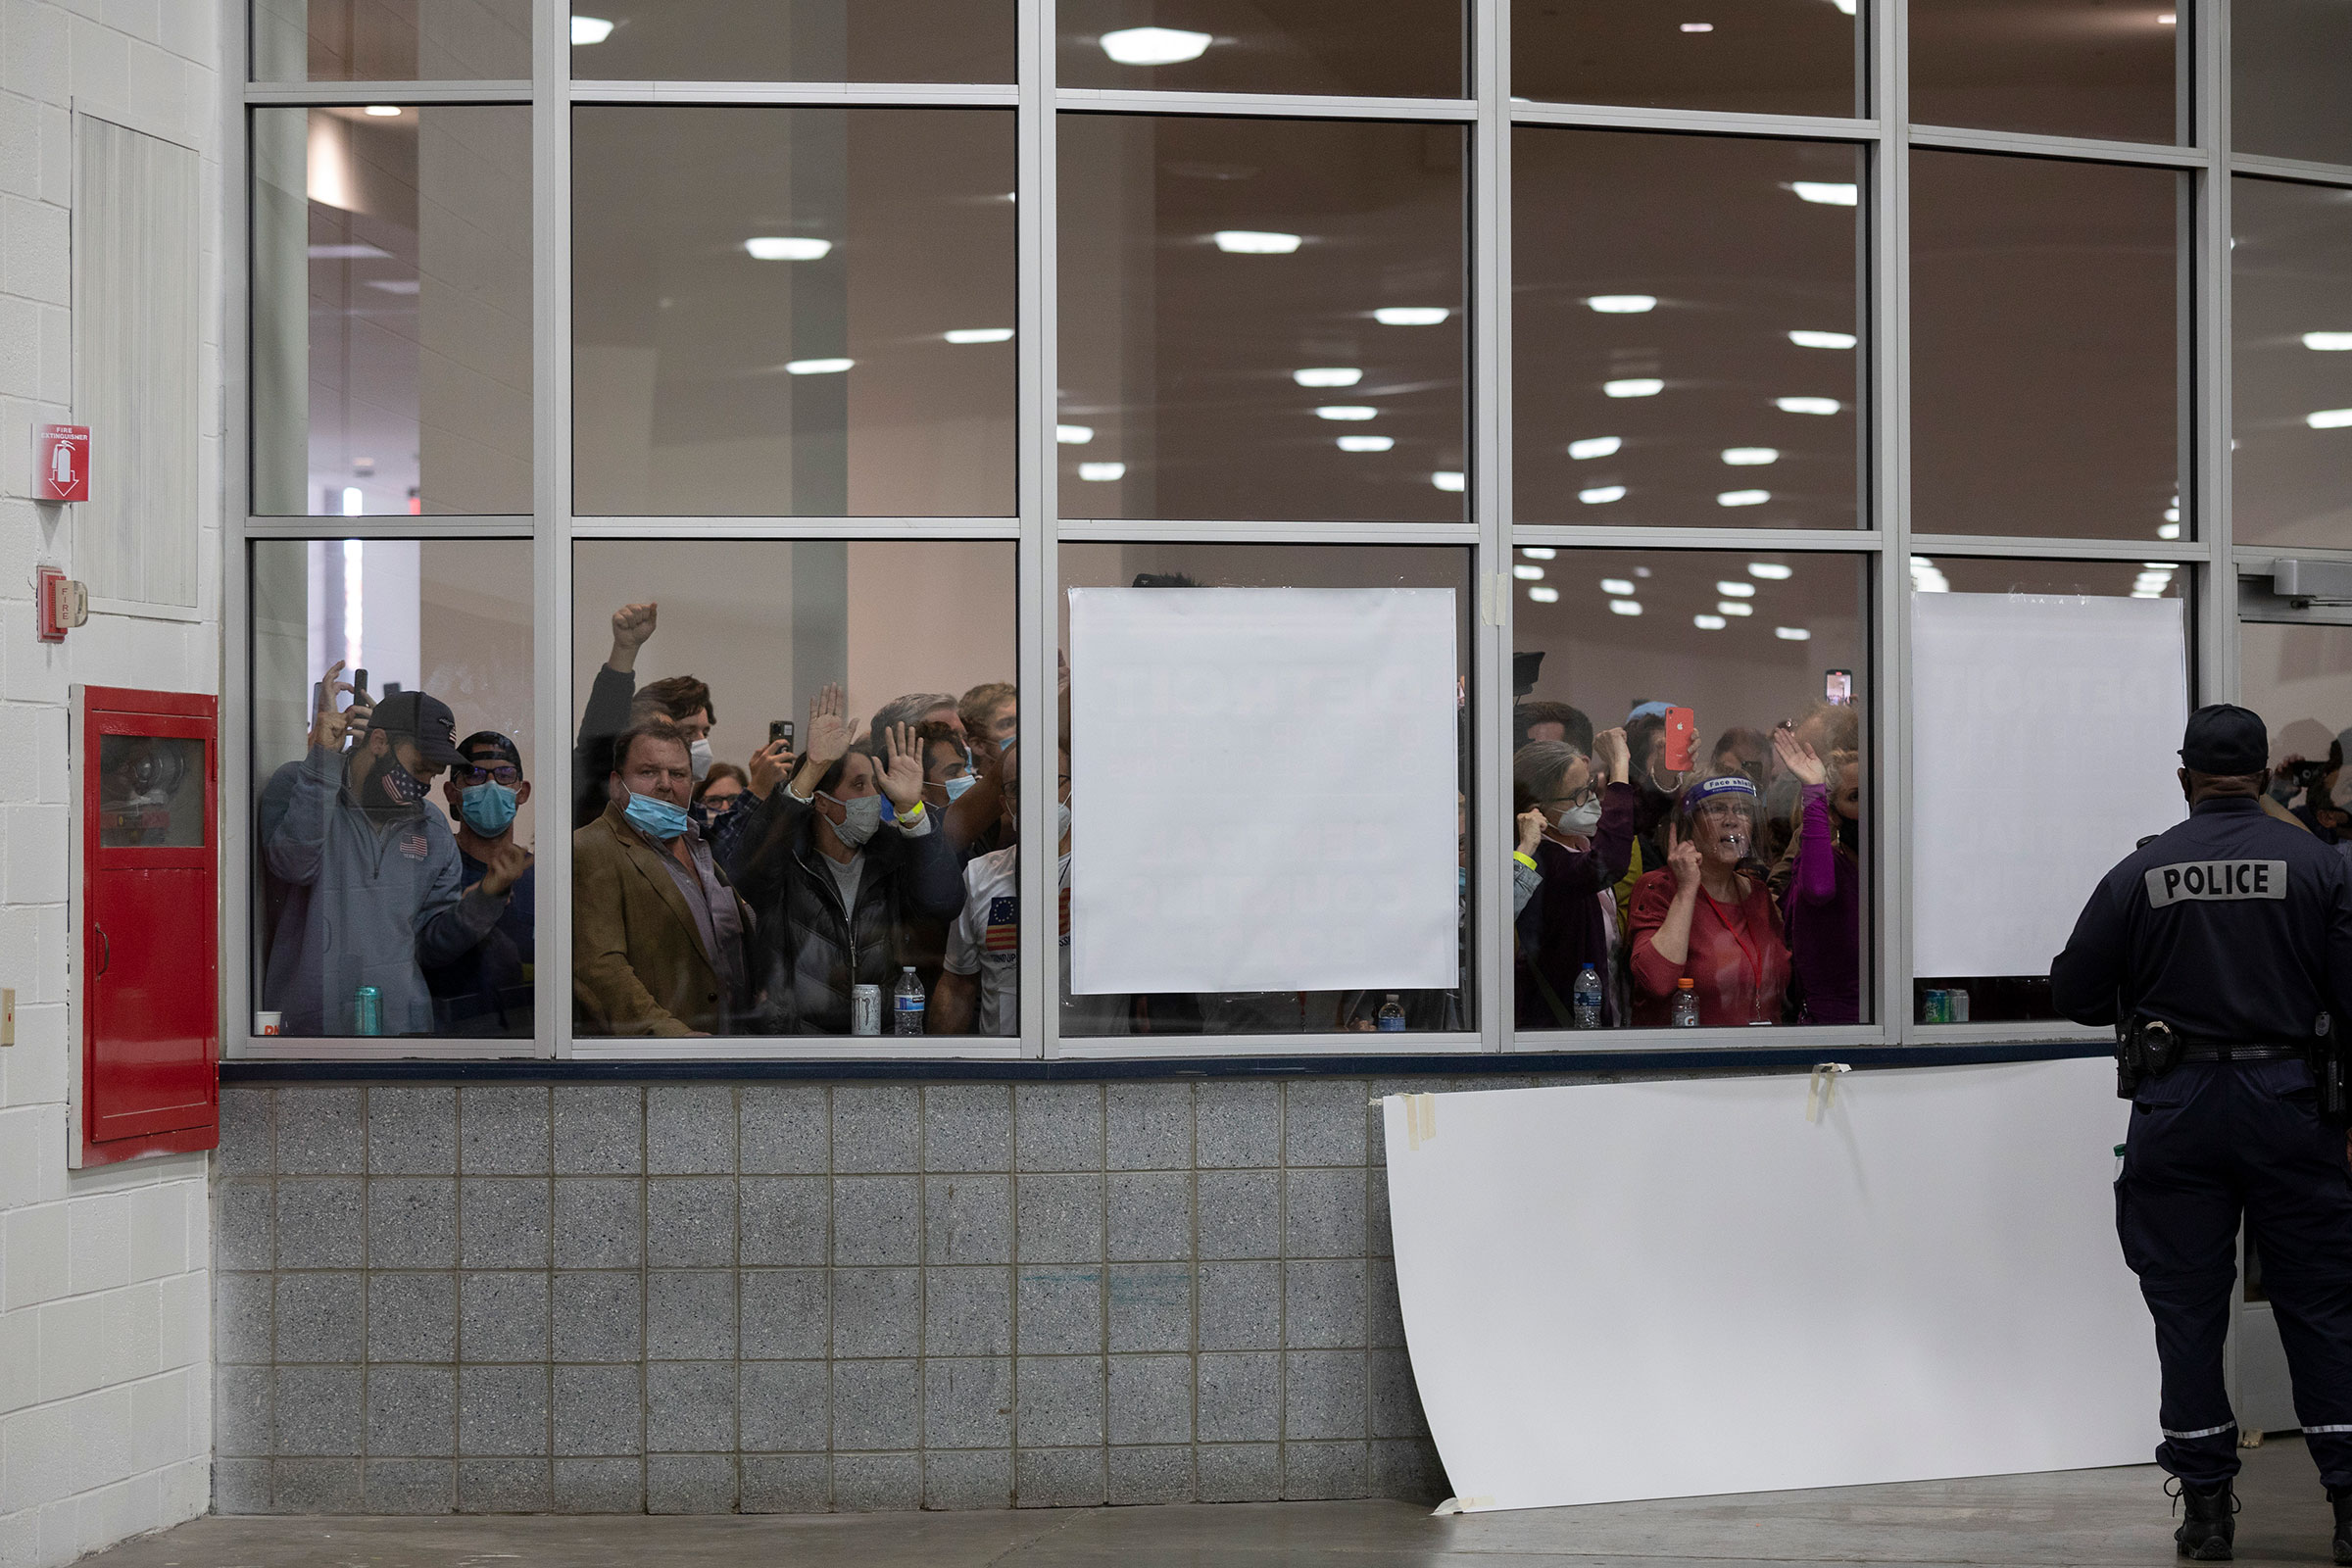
[1512,0,1859,119]
[1910,0,2183,145]
[1059,0,1463,97]
[569,0,1016,83]
[2232,176,2352,550]
[1057,115,1468,523]
[1513,128,1862,530]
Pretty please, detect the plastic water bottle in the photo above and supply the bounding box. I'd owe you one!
[892,965,926,1036]
[1572,963,1602,1029]
[1376,994,1406,1032]
[1670,977,1701,1028]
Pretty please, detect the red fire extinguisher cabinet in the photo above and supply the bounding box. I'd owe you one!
[71,685,220,1168]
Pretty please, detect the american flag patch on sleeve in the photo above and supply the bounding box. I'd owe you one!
[985,894,1018,953]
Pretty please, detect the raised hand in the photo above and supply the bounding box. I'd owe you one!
[804,683,857,768]
[478,840,534,897]
[748,738,795,800]
[1772,724,1827,787]
[607,602,658,671]
[1516,807,1545,856]
[310,661,356,752]
[1592,726,1631,784]
[877,721,925,811]
[1667,819,1703,893]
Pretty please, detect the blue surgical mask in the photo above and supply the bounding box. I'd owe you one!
[943,772,976,803]
[1457,865,1468,895]
[459,780,518,836]
[623,790,692,841]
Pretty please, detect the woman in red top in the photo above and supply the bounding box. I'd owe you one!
[1629,774,1790,1027]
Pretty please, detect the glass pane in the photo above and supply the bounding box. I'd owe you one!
[251,539,538,1040]
[571,540,1018,1038]
[1058,115,1467,523]
[98,736,207,849]
[1911,151,2183,541]
[570,0,1014,84]
[2240,619,2352,847]
[1909,554,2184,1025]
[1909,0,2183,145]
[251,106,534,517]
[2231,176,2352,550]
[1057,544,1472,1036]
[572,108,1017,517]
[1513,129,1861,530]
[2233,1,2352,168]
[1509,548,1870,1031]
[1058,0,1462,98]
[1512,0,1858,120]
[251,0,532,80]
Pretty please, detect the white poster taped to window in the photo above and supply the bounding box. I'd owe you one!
[1383,1062,2154,1512]
[1912,591,2186,978]
[1068,586,1458,995]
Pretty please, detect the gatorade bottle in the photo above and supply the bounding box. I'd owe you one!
[1670,977,1701,1028]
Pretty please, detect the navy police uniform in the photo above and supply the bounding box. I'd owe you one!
[2053,705,2352,1557]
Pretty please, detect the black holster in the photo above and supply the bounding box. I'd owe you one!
[2116,1016,2181,1101]
[2310,1026,2351,1129]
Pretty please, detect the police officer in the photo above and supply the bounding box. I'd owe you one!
[2053,704,2352,1563]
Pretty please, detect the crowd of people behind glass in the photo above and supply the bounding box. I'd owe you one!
[259,587,1876,1039]
[1510,695,1863,1031]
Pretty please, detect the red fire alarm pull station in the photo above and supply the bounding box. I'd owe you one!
[34,423,89,503]
[72,686,220,1168]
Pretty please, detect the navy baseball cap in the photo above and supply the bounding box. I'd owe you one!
[2180,704,2270,775]
[370,690,469,767]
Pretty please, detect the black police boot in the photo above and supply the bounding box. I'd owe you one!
[2170,1477,2235,1561]
[2328,1484,2352,1565]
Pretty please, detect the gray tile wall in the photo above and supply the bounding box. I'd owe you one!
[209,1077,1487,1515]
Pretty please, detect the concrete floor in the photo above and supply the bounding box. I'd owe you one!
[88,1441,2344,1568]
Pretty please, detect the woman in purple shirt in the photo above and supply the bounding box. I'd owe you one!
[1772,725,1863,1023]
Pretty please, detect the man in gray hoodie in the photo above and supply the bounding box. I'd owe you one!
[260,662,530,1036]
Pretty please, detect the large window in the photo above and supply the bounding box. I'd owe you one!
[233,2,2336,1059]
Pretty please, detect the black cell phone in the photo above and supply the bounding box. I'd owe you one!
[351,667,370,701]
[769,719,795,748]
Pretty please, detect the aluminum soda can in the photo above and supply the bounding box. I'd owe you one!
[354,985,383,1036]
[1946,987,1971,1024]
[1922,989,1948,1025]
[851,984,883,1037]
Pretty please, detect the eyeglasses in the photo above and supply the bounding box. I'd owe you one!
[454,763,521,787]
[1543,787,1598,809]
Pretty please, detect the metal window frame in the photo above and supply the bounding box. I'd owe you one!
[220,0,2345,1064]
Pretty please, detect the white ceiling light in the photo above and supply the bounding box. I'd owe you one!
[746,236,831,261]
[1567,435,1622,460]
[2306,332,2352,351]
[1788,329,1857,349]
[1579,484,1627,505]
[2309,408,2352,429]
[1587,294,1658,314]
[1528,585,1561,604]
[1336,435,1395,452]
[340,485,364,517]
[784,358,854,375]
[309,243,391,260]
[1829,0,1856,12]
[1315,405,1377,420]
[1521,547,1557,560]
[944,327,1014,344]
[1717,601,1754,616]
[1748,562,1793,580]
[2159,521,2182,539]
[1609,600,1643,616]
[2157,10,2176,20]
[1604,377,1664,398]
[1776,625,1813,640]
[1432,470,1465,492]
[1717,489,1771,507]
[1722,447,1779,466]
[1681,22,1714,31]
[1693,613,1729,630]
[1790,181,1859,206]
[1634,566,1651,577]
[1078,462,1126,481]
[1056,423,1094,445]
[1778,396,1842,415]
[363,105,402,117]
[1100,25,1212,64]
[1212,229,1300,254]
[1294,367,1363,387]
[1716,581,1756,598]
[1513,564,1545,581]
[1375,307,1450,325]
[570,15,614,44]
[1599,578,1636,596]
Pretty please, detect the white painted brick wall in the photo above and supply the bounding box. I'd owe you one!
[0,2,224,1564]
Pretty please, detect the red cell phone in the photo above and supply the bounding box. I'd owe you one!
[1663,706,1696,772]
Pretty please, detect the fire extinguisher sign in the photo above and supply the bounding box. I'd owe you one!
[34,424,89,504]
